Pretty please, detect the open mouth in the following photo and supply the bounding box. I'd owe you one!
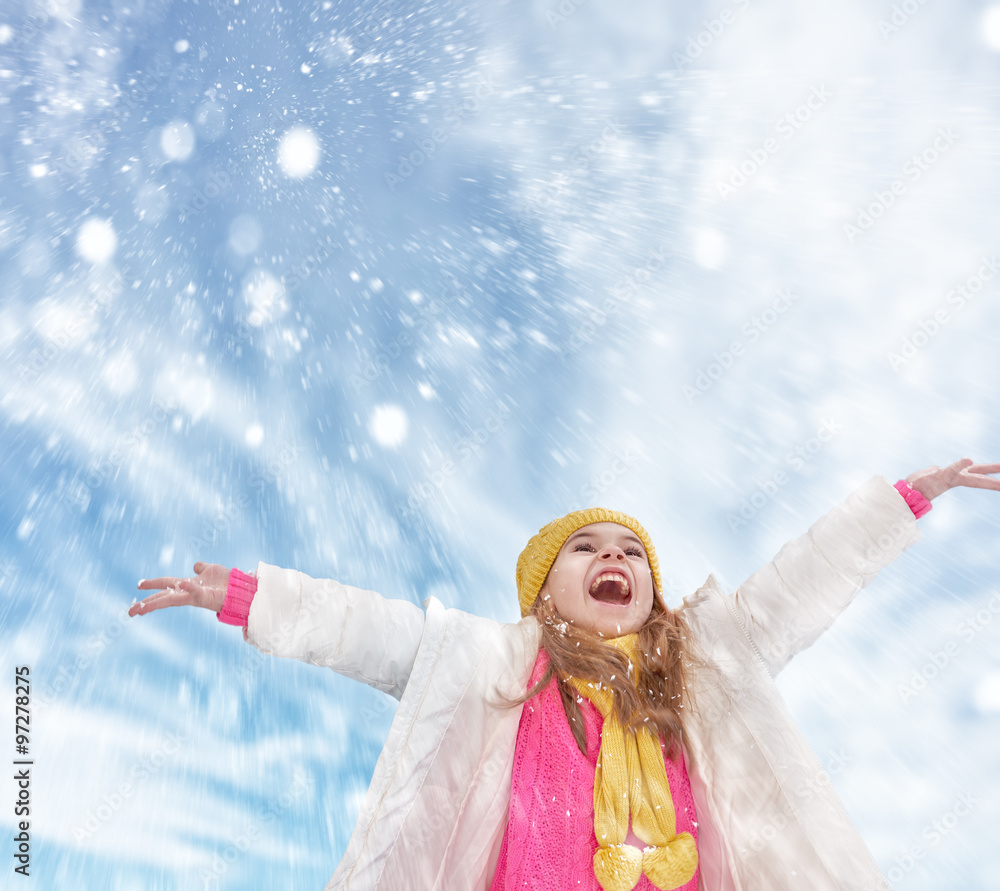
[588,571,632,606]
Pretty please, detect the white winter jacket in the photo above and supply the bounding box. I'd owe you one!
[246,474,919,891]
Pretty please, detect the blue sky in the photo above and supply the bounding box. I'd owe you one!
[2,0,1000,888]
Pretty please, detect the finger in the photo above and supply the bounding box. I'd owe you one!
[955,476,1000,490]
[138,576,184,591]
[964,463,1000,475]
[194,561,207,573]
[129,587,195,616]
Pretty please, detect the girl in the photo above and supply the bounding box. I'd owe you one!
[130,458,1000,890]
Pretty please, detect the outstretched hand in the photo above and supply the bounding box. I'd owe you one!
[129,561,231,617]
[906,457,1000,502]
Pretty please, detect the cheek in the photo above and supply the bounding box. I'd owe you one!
[549,583,583,620]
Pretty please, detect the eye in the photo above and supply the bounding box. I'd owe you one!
[572,542,644,556]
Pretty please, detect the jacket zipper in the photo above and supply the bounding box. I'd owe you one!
[723,594,772,678]
[722,593,889,887]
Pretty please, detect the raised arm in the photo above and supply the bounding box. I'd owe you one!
[130,561,425,699]
[729,474,920,676]
[246,562,424,699]
[730,458,1000,676]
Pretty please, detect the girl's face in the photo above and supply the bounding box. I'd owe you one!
[538,522,655,638]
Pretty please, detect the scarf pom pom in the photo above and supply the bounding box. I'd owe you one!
[641,832,698,890]
[593,843,643,891]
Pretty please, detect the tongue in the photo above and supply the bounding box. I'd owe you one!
[591,579,628,603]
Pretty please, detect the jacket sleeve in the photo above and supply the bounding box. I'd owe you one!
[245,561,425,700]
[729,474,923,676]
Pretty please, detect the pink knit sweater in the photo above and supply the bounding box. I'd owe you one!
[489,647,700,891]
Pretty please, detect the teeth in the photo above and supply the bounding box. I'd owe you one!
[589,572,630,596]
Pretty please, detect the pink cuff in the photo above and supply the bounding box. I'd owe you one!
[894,479,933,519]
[218,567,257,626]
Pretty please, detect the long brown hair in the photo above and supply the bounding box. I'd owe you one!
[502,586,700,759]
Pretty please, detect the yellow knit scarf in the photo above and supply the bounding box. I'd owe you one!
[566,634,698,891]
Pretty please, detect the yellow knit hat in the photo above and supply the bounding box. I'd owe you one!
[515,507,664,618]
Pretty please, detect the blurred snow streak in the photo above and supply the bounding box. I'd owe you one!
[1,0,999,887]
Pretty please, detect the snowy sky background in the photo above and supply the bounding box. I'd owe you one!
[2,0,1000,888]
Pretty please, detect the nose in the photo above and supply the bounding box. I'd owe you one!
[599,546,626,562]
